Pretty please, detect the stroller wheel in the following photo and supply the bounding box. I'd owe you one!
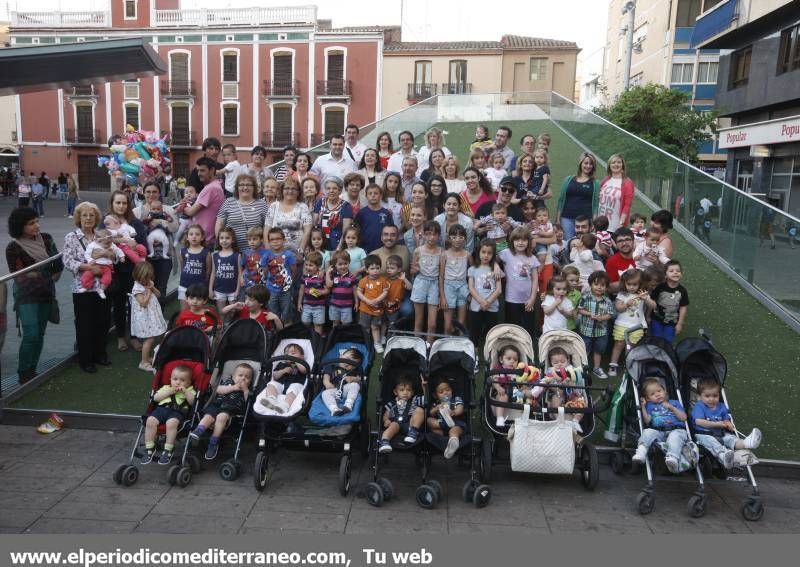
[473,484,491,508]
[338,455,352,496]
[637,491,655,515]
[415,484,438,509]
[187,455,201,474]
[167,465,180,486]
[462,479,478,503]
[253,451,269,492]
[176,466,192,488]
[480,439,493,483]
[610,451,625,475]
[425,480,443,501]
[219,460,239,482]
[687,494,706,518]
[365,482,384,507]
[741,498,764,522]
[113,464,127,485]
[376,477,394,501]
[120,466,139,487]
[580,443,599,490]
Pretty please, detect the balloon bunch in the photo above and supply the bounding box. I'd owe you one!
[98,124,171,186]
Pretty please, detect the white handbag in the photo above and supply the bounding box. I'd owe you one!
[508,405,575,474]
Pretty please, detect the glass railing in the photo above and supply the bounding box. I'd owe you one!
[548,91,800,325]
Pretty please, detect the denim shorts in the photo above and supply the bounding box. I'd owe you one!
[329,304,354,324]
[443,280,469,309]
[410,276,439,305]
[360,311,383,328]
[581,333,609,355]
[301,304,326,325]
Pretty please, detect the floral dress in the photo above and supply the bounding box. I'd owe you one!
[130,282,167,339]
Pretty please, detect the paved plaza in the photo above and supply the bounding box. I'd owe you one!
[0,424,797,534]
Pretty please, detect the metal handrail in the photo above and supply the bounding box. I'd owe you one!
[0,253,63,284]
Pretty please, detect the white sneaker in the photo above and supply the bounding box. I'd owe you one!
[743,428,762,450]
[664,454,680,474]
[444,436,459,459]
[720,449,735,469]
[594,367,608,380]
[495,416,506,427]
[380,335,386,346]
[632,444,648,464]
[374,343,384,354]
[608,363,618,377]
[97,289,106,300]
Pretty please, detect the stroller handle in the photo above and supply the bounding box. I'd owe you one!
[266,355,312,374]
[321,357,367,378]
[488,385,613,415]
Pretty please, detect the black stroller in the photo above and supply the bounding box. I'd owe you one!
[677,333,764,521]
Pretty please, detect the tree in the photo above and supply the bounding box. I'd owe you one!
[593,84,719,163]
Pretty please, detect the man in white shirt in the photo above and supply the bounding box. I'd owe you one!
[343,124,367,166]
[400,156,421,201]
[493,126,515,170]
[310,134,356,185]
[387,130,418,174]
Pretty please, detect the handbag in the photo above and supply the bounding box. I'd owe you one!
[508,405,575,474]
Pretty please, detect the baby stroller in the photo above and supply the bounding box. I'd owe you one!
[481,326,609,489]
[113,325,212,487]
[251,323,318,492]
[677,332,764,521]
[427,335,491,508]
[193,318,269,483]
[366,334,433,508]
[625,337,707,517]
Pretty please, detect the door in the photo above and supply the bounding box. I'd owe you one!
[273,105,292,146]
[327,52,344,95]
[414,60,432,98]
[733,159,754,229]
[552,61,565,96]
[448,60,467,93]
[513,62,526,92]
[78,154,109,191]
[171,105,190,146]
[75,105,94,143]
[273,54,293,95]
[170,52,189,94]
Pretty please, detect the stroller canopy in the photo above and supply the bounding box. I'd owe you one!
[483,324,536,365]
[538,330,588,368]
[429,336,475,375]
[153,325,210,368]
[676,337,728,388]
[625,337,679,389]
[212,318,269,364]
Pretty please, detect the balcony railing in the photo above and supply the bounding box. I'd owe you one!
[10,10,110,27]
[65,129,100,145]
[161,130,197,148]
[690,0,739,47]
[261,132,300,149]
[160,80,196,98]
[66,85,100,100]
[407,83,437,101]
[441,82,473,95]
[153,6,317,27]
[316,80,352,98]
[263,79,300,98]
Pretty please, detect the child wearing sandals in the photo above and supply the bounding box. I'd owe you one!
[189,363,254,460]
[261,343,308,414]
[141,365,197,465]
[378,375,425,453]
[428,380,465,459]
[321,347,365,416]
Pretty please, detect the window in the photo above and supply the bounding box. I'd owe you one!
[273,53,293,94]
[326,50,345,94]
[671,62,694,83]
[414,60,431,85]
[696,61,718,83]
[222,104,238,136]
[675,0,702,27]
[76,105,93,142]
[272,105,293,146]
[123,80,139,99]
[778,23,800,74]
[323,107,345,140]
[448,60,467,85]
[222,52,238,82]
[729,47,751,89]
[124,104,139,130]
[124,0,137,20]
[630,72,644,87]
[529,57,547,81]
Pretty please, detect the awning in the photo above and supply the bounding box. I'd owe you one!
[0,37,167,96]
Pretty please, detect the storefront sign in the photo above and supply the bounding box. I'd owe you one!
[718,115,800,149]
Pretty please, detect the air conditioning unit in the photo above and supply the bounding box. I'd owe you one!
[123,82,140,99]
[222,83,238,99]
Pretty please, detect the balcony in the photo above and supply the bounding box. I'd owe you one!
[441,82,473,95]
[261,132,300,149]
[316,80,352,101]
[153,6,317,27]
[10,10,110,28]
[65,84,100,102]
[690,0,738,48]
[263,79,300,99]
[65,129,100,146]
[160,80,196,100]
[161,130,197,148]
[407,83,437,102]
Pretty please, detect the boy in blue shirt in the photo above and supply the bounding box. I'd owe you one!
[240,226,267,292]
[692,378,762,469]
[632,377,689,474]
[354,183,394,253]
[262,227,296,325]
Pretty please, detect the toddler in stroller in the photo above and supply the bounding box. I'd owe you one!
[378,375,426,453]
[261,343,308,414]
[632,377,689,474]
[142,365,197,465]
[428,380,465,459]
[320,347,364,416]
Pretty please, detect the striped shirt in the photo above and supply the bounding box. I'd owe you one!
[330,271,358,308]
[215,198,269,252]
[302,274,327,306]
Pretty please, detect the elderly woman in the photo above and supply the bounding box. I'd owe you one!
[63,202,115,373]
[215,173,268,252]
[460,167,495,217]
[133,182,178,301]
[556,152,600,240]
[313,176,353,251]
[434,193,475,253]
[416,127,451,177]
[5,207,63,383]
[264,176,312,255]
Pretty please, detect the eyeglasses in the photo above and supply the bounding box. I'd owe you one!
[500,186,516,193]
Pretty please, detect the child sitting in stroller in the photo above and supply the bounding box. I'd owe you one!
[142,365,197,465]
[491,345,533,427]
[378,375,425,453]
[633,377,689,473]
[261,343,308,414]
[428,380,465,459]
[189,362,254,460]
[321,347,364,416]
[692,377,762,469]
[534,346,587,432]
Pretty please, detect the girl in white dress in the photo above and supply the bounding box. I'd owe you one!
[131,261,168,372]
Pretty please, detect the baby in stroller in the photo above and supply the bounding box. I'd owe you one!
[534,346,587,432]
[692,377,762,469]
[189,362,254,460]
[142,365,197,465]
[428,380,465,459]
[378,375,426,453]
[261,343,308,414]
[632,377,689,474]
[321,347,364,416]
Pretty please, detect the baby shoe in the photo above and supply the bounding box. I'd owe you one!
[632,444,648,464]
[495,415,506,428]
[664,454,680,474]
[444,437,459,459]
[377,439,392,454]
[721,449,735,469]
[607,363,618,378]
[743,428,762,450]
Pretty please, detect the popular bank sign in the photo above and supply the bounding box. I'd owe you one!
[718,116,800,149]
